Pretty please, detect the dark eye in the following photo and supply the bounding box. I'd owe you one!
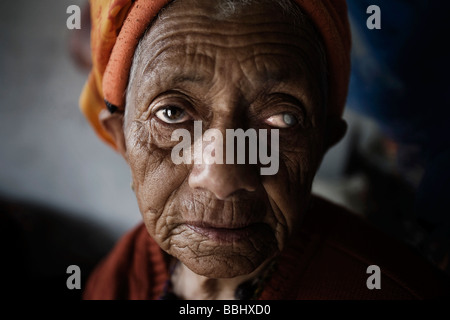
[265,113,298,128]
[155,106,191,124]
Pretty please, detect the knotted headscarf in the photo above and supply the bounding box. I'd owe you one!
[79,0,351,149]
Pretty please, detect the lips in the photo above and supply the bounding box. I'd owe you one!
[186,222,269,243]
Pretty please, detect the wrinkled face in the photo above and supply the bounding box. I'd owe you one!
[123,0,327,278]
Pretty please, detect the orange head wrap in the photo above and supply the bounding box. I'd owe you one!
[80,0,351,149]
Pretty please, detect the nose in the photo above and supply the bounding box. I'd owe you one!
[188,131,259,199]
[188,162,259,200]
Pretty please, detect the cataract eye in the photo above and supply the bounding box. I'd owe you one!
[155,106,190,124]
[265,113,298,128]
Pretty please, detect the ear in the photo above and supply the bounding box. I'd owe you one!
[323,116,347,151]
[99,109,127,157]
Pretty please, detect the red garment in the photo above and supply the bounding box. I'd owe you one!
[83,196,449,299]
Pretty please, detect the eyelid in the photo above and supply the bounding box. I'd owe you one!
[148,92,196,119]
[252,92,307,120]
[277,95,306,120]
[151,97,191,112]
[257,103,306,128]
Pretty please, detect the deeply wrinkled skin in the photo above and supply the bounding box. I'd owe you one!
[105,0,339,279]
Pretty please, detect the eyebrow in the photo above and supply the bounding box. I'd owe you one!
[269,92,307,115]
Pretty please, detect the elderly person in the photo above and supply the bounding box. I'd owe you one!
[79,0,449,299]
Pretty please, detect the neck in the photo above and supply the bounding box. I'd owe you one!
[171,260,272,300]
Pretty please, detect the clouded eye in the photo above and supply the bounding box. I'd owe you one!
[155,106,191,124]
[265,113,298,128]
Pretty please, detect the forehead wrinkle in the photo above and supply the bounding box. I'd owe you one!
[155,15,294,33]
[240,52,304,79]
[139,49,216,90]
[130,0,325,113]
[237,52,310,98]
[147,11,284,43]
[138,12,309,59]
[136,9,313,80]
[144,30,308,56]
[155,8,302,34]
[239,39,324,107]
[139,40,310,85]
[134,43,315,114]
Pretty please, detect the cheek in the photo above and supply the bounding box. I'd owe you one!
[125,120,190,243]
[263,132,323,243]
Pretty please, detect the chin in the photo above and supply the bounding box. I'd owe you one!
[166,225,279,278]
[181,254,268,279]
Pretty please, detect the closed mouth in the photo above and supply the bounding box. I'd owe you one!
[185,222,267,243]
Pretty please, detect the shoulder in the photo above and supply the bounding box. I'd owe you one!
[282,196,450,299]
[82,223,168,300]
